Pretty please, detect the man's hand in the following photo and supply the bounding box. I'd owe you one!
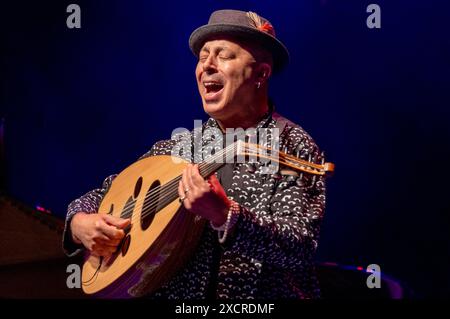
[70,213,130,258]
[178,164,230,227]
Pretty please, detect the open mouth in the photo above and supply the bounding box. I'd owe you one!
[203,81,224,102]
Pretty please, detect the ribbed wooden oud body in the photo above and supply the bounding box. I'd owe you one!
[81,155,206,298]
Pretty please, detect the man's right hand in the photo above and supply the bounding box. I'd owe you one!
[70,213,130,258]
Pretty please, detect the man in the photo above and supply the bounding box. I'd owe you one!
[64,9,328,299]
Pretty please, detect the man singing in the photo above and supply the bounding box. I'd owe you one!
[64,9,328,299]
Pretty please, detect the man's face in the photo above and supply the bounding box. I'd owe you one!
[195,38,258,122]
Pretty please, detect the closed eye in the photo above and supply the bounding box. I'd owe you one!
[219,54,234,60]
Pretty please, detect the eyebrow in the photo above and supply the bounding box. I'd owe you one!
[200,45,231,54]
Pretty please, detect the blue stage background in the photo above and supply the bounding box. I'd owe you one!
[1,0,449,298]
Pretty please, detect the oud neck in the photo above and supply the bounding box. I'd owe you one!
[196,140,334,177]
[197,141,240,178]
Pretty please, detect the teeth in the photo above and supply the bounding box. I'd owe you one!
[203,82,222,87]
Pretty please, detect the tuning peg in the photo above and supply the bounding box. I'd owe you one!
[321,151,325,165]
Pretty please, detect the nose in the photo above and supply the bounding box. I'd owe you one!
[202,54,217,73]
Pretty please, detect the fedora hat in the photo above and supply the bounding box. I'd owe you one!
[189,9,289,73]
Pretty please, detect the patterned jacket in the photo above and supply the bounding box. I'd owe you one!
[63,111,327,299]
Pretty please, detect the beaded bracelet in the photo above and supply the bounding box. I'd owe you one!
[210,200,240,244]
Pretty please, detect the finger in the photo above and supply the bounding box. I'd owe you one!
[178,180,185,199]
[95,237,122,247]
[185,164,194,190]
[102,214,130,229]
[178,180,191,210]
[191,164,208,189]
[95,220,125,240]
[90,241,117,253]
[182,166,194,194]
[101,245,117,255]
[91,246,115,258]
[91,232,110,242]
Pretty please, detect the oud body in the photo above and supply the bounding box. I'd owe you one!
[82,155,205,298]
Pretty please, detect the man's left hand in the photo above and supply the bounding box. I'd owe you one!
[178,164,229,227]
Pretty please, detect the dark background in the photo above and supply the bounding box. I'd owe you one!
[1,0,449,298]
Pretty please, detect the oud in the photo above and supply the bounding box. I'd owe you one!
[81,140,334,298]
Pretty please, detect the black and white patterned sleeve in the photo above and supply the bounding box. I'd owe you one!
[62,174,117,256]
[62,140,175,256]
[227,133,326,271]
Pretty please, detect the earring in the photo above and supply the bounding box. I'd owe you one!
[256,82,261,89]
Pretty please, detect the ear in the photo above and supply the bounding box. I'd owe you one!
[256,63,272,84]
